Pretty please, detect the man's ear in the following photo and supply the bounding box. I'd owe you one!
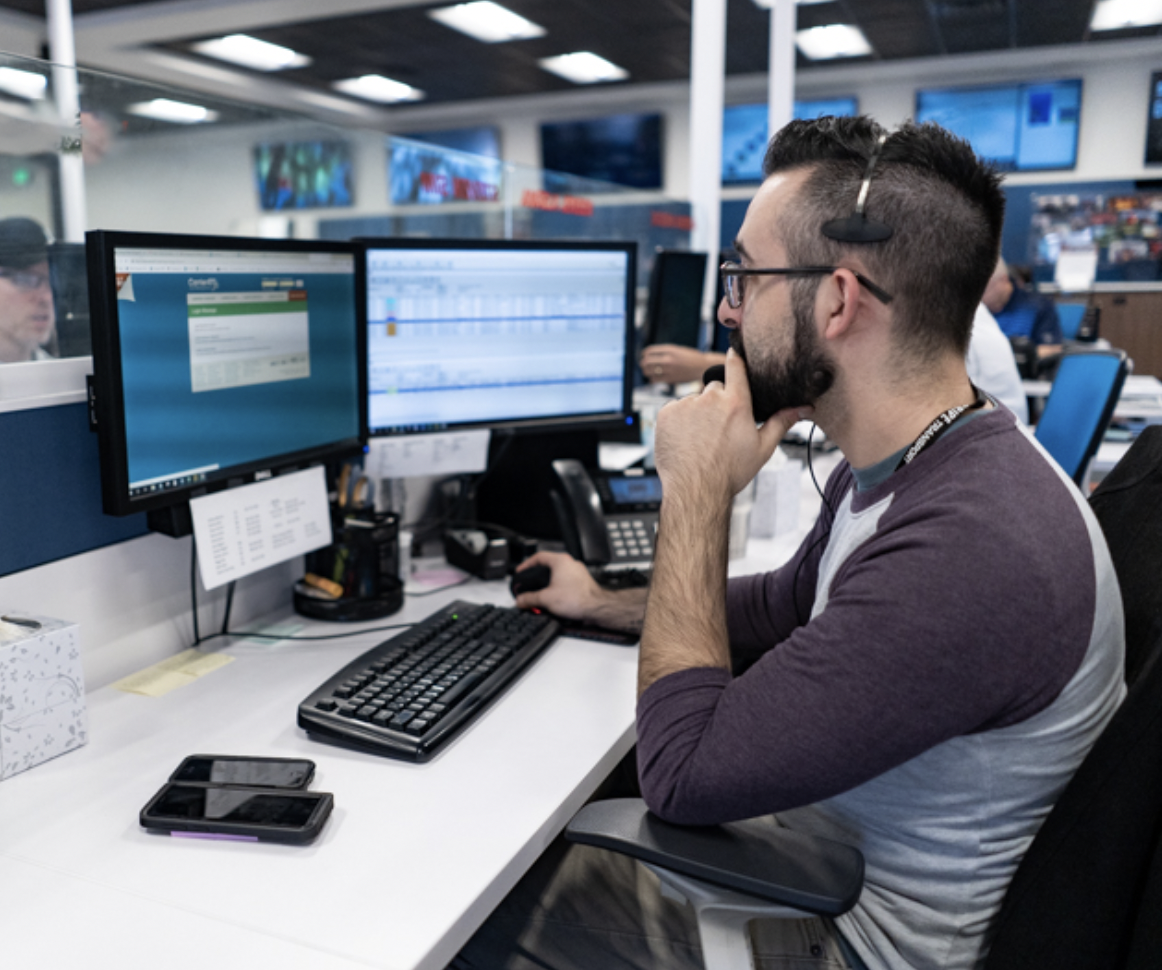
[820,268,864,342]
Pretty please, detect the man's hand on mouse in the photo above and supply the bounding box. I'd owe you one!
[511,551,602,621]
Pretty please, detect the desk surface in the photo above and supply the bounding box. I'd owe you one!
[0,459,827,970]
[0,581,638,970]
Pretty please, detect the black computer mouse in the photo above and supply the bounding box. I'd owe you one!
[510,563,552,597]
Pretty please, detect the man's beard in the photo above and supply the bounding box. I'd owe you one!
[729,298,835,423]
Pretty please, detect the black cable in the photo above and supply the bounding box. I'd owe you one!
[405,575,474,597]
[190,537,201,646]
[195,620,416,649]
[221,581,236,636]
[791,425,836,626]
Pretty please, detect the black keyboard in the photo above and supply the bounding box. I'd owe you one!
[297,601,560,763]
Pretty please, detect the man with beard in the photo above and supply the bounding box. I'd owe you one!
[0,218,56,364]
[452,117,1123,970]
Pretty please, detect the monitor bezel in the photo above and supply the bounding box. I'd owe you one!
[355,236,638,438]
[87,229,366,519]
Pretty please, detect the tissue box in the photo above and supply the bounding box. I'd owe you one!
[0,613,87,780]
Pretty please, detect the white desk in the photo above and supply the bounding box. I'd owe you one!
[0,581,638,970]
[0,457,828,970]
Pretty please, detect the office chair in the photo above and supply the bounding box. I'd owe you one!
[567,628,1162,970]
[1032,349,1128,487]
[1089,425,1162,687]
[1056,303,1087,342]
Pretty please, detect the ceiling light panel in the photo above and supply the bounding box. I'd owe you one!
[190,34,311,71]
[428,2,546,42]
[332,74,425,103]
[126,99,219,124]
[538,52,629,85]
[0,66,47,100]
[1090,0,1162,30]
[795,24,874,60]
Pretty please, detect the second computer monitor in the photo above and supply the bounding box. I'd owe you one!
[643,250,708,350]
[359,238,637,438]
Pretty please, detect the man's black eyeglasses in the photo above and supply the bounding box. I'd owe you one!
[719,262,894,309]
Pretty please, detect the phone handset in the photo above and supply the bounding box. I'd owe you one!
[550,459,613,565]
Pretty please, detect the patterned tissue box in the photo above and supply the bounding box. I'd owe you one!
[0,614,87,780]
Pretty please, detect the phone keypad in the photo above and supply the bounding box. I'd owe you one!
[606,517,656,562]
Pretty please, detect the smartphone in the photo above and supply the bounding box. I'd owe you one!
[169,754,315,789]
[140,783,333,844]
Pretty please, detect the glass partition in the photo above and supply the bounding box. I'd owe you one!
[0,52,691,405]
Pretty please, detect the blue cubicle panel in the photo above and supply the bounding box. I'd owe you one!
[0,403,147,577]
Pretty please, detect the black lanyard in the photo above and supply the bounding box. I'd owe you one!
[896,386,987,471]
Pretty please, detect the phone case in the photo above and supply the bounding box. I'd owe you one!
[140,782,333,845]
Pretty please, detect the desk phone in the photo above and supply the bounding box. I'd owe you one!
[550,459,659,566]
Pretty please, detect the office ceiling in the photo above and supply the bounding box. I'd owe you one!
[0,0,1156,120]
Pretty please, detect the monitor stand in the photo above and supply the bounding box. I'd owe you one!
[474,429,599,542]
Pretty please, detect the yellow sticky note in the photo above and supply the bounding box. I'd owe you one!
[113,649,234,697]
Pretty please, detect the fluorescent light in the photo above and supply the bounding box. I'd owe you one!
[538,52,629,85]
[190,34,311,71]
[0,67,47,100]
[1090,0,1162,30]
[795,24,873,60]
[752,0,836,6]
[428,2,546,42]
[126,98,219,124]
[332,74,424,103]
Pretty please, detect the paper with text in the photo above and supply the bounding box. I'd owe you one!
[365,429,490,478]
[189,465,332,590]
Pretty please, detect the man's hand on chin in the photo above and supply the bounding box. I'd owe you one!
[652,348,809,507]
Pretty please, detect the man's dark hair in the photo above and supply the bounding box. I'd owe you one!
[762,116,1005,360]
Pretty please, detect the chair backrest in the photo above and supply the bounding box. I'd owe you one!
[1057,303,1087,341]
[984,637,1162,970]
[1089,425,1162,686]
[1034,349,1128,486]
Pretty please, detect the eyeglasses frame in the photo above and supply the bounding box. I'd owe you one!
[719,262,894,309]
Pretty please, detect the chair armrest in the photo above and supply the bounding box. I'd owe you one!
[565,798,864,917]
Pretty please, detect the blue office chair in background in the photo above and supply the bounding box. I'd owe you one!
[1033,349,1129,487]
[1056,302,1087,341]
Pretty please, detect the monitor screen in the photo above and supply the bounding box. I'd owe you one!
[358,239,636,437]
[87,231,364,519]
[723,98,858,184]
[643,250,708,349]
[1146,72,1162,165]
[915,80,1081,172]
[253,140,354,211]
[540,113,663,190]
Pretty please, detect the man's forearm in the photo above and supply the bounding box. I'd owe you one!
[588,586,650,633]
[638,490,733,697]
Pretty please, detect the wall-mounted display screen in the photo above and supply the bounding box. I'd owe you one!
[1145,72,1162,165]
[540,113,663,190]
[915,80,1082,172]
[722,98,858,184]
[388,136,503,205]
[253,140,354,210]
[397,126,500,158]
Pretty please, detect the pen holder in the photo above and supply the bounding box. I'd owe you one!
[294,510,404,622]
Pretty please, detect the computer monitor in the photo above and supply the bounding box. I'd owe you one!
[87,231,365,534]
[642,250,708,350]
[359,238,637,438]
[358,237,637,539]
